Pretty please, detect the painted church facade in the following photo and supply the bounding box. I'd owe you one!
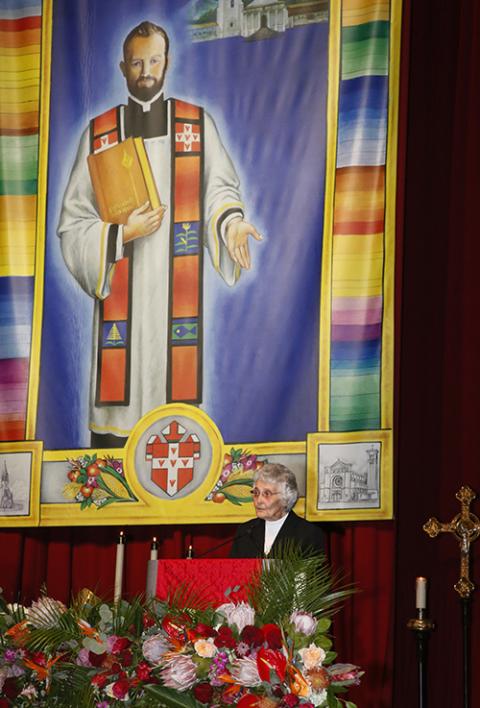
[190,0,328,42]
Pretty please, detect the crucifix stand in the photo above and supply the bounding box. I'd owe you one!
[423,485,480,708]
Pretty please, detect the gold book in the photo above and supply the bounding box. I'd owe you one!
[87,137,161,225]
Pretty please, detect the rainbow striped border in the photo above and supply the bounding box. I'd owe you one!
[0,0,43,442]
[320,0,400,434]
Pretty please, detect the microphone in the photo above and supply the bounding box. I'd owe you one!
[194,525,260,559]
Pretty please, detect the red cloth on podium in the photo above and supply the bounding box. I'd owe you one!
[155,558,261,605]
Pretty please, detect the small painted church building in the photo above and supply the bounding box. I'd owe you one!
[190,0,328,42]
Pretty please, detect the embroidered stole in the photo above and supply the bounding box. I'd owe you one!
[89,100,203,407]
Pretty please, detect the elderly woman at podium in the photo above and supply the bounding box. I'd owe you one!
[230,463,325,558]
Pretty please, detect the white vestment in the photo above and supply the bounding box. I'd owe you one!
[58,101,243,437]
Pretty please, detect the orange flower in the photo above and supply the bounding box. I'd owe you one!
[77,618,100,640]
[6,620,29,646]
[288,664,310,697]
[23,653,64,687]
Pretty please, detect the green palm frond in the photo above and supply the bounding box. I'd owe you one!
[164,580,216,621]
[246,539,355,625]
[49,665,96,708]
[112,594,145,635]
[144,684,200,707]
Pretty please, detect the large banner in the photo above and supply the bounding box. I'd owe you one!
[0,0,399,526]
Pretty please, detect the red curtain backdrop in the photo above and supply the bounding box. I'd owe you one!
[3,1,480,706]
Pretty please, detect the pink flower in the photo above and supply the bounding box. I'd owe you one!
[217,602,255,633]
[142,633,170,664]
[76,648,92,667]
[329,663,362,685]
[160,655,197,690]
[290,611,317,636]
[230,656,262,686]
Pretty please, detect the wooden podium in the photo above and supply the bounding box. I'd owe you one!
[146,558,261,604]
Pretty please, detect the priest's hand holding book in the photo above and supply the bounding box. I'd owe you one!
[123,201,166,243]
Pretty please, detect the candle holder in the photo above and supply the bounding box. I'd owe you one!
[407,607,435,708]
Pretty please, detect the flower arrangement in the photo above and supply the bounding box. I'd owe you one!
[207,449,267,506]
[0,548,362,707]
[62,455,137,510]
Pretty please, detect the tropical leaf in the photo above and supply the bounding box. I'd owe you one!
[49,663,96,708]
[111,594,145,635]
[144,684,200,707]
[245,540,355,625]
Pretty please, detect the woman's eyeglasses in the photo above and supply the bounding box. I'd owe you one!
[250,488,281,499]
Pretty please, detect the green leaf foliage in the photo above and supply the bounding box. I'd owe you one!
[246,539,355,625]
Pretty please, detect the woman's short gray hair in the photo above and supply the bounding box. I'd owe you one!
[253,463,299,512]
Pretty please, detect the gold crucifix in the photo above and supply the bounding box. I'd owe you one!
[423,486,480,598]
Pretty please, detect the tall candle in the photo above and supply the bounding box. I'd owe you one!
[114,531,125,603]
[416,576,427,610]
[150,536,158,561]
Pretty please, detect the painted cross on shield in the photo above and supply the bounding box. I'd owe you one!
[145,420,201,496]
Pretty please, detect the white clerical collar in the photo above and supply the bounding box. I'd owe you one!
[265,513,289,529]
[128,89,164,113]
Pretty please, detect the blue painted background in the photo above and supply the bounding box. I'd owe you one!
[37,0,328,448]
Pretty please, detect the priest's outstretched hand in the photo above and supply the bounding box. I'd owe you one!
[226,217,263,270]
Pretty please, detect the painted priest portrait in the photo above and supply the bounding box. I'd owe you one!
[57,20,261,449]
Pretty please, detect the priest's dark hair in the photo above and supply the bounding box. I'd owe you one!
[123,21,170,60]
[253,463,299,512]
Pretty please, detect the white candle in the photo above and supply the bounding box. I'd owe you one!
[150,536,158,561]
[114,531,125,603]
[416,576,427,610]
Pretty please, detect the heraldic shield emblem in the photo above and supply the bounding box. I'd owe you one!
[145,420,201,496]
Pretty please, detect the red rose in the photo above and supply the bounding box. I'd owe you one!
[112,678,130,699]
[214,625,237,649]
[193,682,214,704]
[135,661,152,681]
[111,637,131,654]
[91,673,108,688]
[240,625,264,647]
[119,650,133,667]
[281,695,300,707]
[262,623,283,649]
[88,651,107,667]
[2,678,20,700]
[195,622,217,638]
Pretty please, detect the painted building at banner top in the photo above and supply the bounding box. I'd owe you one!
[189,0,328,42]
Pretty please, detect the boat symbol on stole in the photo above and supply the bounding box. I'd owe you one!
[145,420,201,496]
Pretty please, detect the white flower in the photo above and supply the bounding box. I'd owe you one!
[216,602,255,633]
[194,637,217,658]
[298,643,326,670]
[142,633,170,664]
[290,610,317,636]
[309,688,328,706]
[19,685,38,700]
[230,656,262,686]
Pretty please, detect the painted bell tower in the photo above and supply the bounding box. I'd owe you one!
[217,0,243,38]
